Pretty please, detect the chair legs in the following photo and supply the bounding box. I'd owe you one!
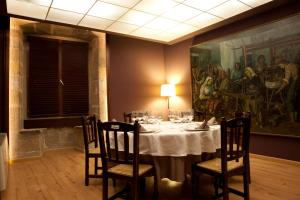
[213,177,219,197]
[191,169,199,200]
[102,176,109,200]
[140,178,146,197]
[192,166,250,200]
[94,157,98,175]
[85,155,102,186]
[222,175,229,200]
[153,172,159,200]
[129,179,139,200]
[102,174,157,199]
[85,156,89,186]
[248,161,251,184]
[243,168,250,200]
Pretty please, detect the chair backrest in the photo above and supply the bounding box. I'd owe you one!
[123,112,132,123]
[220,115,251,172]
[97,120,140,175]
[234,112,243,118]
[194,110,206,121]
[81,115,98,153]
[234,111,251,119]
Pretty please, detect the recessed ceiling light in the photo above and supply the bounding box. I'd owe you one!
[187,13,222,28]
[145,17,179,31]
[7,0,49,19]
[155,32,177,42]
[88,1,128,20]
[101,0,140,8]
[7,0,274,43]
[47,8,84,25]
[51,0,96,14]
[183,0,228,11]
[167,23,198,36]
[208,0,251,19]
[107,21,139,34]
[162,4,202,22]
[79,15,113,30]
[131,27,160,39]
[118,10,156,26]
[16,0,51,6]
[239,0,273,7]
[134,0,178,15]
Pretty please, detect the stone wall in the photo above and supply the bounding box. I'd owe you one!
[94,32,108,122]
[18,129,45,158]
[16,127,84,158]
[9,19,27,160]
[89,37,100,116]
[9,18,107,160]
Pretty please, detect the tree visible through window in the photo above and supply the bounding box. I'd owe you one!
[28,36,89,118]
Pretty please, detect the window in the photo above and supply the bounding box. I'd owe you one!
[28,36,89,118]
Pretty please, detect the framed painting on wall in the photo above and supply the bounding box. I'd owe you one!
[190,14,300,136]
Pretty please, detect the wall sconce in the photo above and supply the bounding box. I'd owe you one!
[161,84,176,109]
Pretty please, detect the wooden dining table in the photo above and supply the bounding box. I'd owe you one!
[109,121,221,182]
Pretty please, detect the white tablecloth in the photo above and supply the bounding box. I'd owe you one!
[108,122,221,182]
[139,122,221,156]
[110,122,221,157]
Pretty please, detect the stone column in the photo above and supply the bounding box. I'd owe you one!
[95,32,108,121]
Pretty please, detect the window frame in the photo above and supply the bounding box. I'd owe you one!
[26,36,89,126]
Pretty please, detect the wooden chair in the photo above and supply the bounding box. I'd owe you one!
[194,110,206,122]
[81,115,102,186]
[97,120,158,200]
[192,115,251,200]
[234,112,251,183]
[123,112,132,123]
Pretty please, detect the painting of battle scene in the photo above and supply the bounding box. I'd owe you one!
[190,14,300,136]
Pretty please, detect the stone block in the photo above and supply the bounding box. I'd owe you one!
[44,127,76,149]
[20,23,35,34]
[52,25,74,38]
[9,108,20,128]
[72,29,93,41]
[34,23,52,35]
[15,129,45,158]
[9,90,20,106]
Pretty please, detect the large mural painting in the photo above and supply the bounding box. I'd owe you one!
[191,14,300,136]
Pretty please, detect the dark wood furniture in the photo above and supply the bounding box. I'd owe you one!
[234,112,251,183]
[81,115,102,186]
[194,110,206,122]
[97,120,158,200]
[123,112,132,123]
[192,115,251,200]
